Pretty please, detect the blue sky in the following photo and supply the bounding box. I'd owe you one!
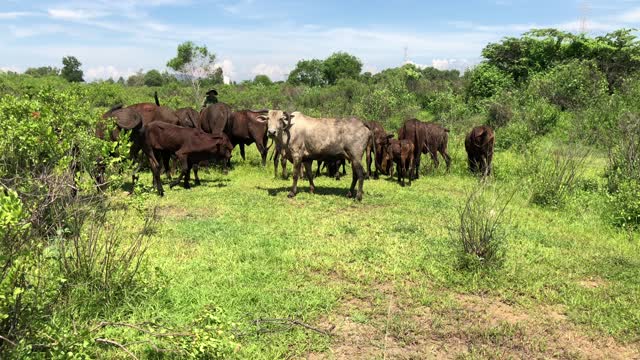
[1,0,639,81]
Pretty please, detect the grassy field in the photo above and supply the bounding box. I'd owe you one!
[103,141,640,359]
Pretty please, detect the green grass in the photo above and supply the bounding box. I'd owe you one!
[101,143,640,358]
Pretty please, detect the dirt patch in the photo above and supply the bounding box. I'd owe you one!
[306,290,640,360]
[578,277,608,289]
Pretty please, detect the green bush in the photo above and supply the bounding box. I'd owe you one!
[530,147,590,208]
[452,186,512,270]
[495,120,533,151]
[608,180,640,229]
[528,60,608,111]
[465,63,514,103]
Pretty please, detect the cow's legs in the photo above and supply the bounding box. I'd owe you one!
[315,161,322,178]
[170,154,189,189]
[430,149,440,170]
[144,147,164,196]
[347,161,365,201]
[303,161,315,194]
[441,148,452,173]
[408,156,413,186]
[366,149,373,179]
[400,158,406,187]
[289,159,302,198]
[413,151,421,180]
[193,163,201,185]
[162,151,172,180]
[239,143,246,161]
[281,152,288,179]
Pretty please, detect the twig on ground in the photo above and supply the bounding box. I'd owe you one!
[95,338,138,360]
[253,318,334,337]
[0,335,17,347]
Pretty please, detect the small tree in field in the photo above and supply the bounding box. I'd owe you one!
[167,41,217,105]
[61,56,84,82]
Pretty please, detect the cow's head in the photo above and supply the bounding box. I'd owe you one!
[257,110,294,138]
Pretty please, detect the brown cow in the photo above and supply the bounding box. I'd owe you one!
[465,125,495,177]
[175,108,199,128]
[111,111,232,196]
[398,119,451,179]
[364,121,390,179]
[199,104,270,166]
[381,135,415,187]
[100,103,181,189]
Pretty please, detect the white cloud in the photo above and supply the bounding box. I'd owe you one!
[0,66,21,73]
[48,8,108,21]
[0,11,37,20]
[9,24,67,38]
[619,7,640,22]
[215,59,235,84]
[85,65,135,81]
[250,63,288,81]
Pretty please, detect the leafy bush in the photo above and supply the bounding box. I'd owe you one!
[528,60,608,111]
[465,63,514,103]
[495,120,534,151]
[452,186,512,270]
[530,146,590,208]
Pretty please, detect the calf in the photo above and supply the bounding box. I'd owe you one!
[398,119,451,179]
[111,110,233,196]
[465,125,495,177]
[381,136,415,187]
[364,121,389,179]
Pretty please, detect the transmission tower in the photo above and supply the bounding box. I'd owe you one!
[579,1,591,33]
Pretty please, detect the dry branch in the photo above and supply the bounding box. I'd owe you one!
[95,338,138,360]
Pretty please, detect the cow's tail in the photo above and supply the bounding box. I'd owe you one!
[154,91,160,106]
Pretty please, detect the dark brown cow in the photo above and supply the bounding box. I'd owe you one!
[112,111,232,196]
[315,159,347,180]
[381,136,415,187]
[199,104,270,166]
[100,103,181,189]
[398,119,451,179]
[175,108,199,128]
[465,125,495,177]
[364,121,390,179]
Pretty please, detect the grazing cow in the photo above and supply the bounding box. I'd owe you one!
[465,125,495,177]
[101,103,181,189]
[381,136,415,187]
[364,121,389,179]
[110,109,233,196]
[258,111,372,201]
[199,104,270,165]
[315,159,347,180]
[398,119,451,179]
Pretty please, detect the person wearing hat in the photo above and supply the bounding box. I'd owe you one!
[202,89,219,108]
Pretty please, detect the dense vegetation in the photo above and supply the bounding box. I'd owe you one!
[1,29,639,358]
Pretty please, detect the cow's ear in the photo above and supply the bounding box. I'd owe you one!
[256,115,268,122]
[115,109,143,129]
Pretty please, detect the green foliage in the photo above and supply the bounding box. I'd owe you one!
[253,74,272,86]
[323,52,363,85]
[520,98,561,135]
[288,59,327,87]
[453,186,511,270]
[465,63,514,102]
[530,146,589,208]
[528,60,608,111]
[144,69,164,87]
[127,69,145,87]
[24,66,60,77]
[495,120,533,151]
[61,56,84,83]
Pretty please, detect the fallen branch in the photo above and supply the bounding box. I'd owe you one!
[0,335,16,347]
[95,338,138,360]
[253,318,334,337]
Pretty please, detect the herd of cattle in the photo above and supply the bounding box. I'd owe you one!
[98,93,495,200]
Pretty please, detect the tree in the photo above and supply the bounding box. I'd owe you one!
[253,74,272,86]
[144,69,164,87]
[167,41,217,105]
[116,77,125,85]
[200,67,224,88]
[465,63,514,101]
[24,66,60,77]
[61,56,84,82]
[323,52,363,85]
[287,59,327,86]
[126,69,145,87]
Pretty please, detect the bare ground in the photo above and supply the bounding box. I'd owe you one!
[305,285,640,360]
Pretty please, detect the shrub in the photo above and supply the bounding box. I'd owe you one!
[452,186,513,270]
[528,60,608,111]
[530,146,590,208]
[495,120,534,151]
[521,99,561,136]
[465,63,514,103]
